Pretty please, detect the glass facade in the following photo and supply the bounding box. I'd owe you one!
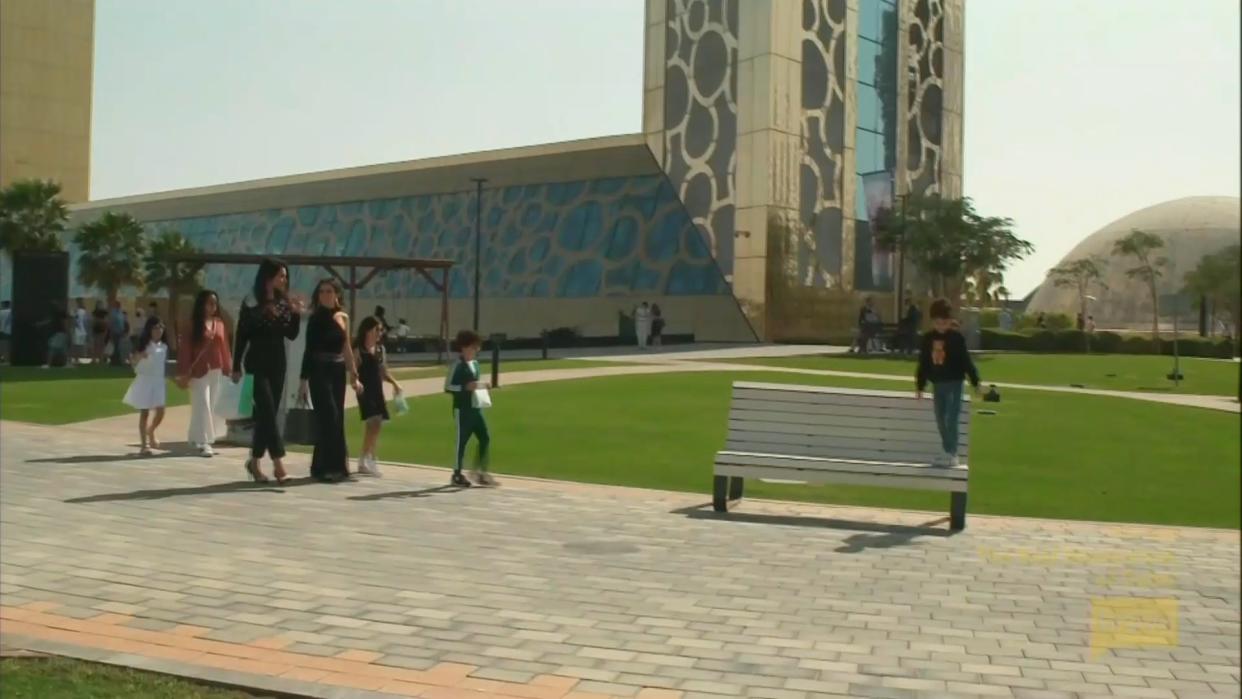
[854,0,900,290]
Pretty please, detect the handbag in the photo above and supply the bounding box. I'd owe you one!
[472,387,492,409]
[393,389,409,416]
[284,394,316,445]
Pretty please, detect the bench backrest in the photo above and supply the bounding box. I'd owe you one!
[725,381,971,464]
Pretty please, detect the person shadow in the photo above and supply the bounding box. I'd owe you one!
[63,478,317,504]
[347,484,467,501]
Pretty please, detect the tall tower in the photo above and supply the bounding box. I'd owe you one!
[644,0,964,340]
[0,0,95,202]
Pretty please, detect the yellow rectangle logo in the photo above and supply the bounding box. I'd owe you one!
[1090,597,1178,657]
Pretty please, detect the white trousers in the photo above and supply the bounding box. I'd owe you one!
[188,369,225,447]
[636,321,651,348]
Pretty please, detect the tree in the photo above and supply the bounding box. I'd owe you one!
[1184,245,1241,348]
[144,231,205,351]
[75,212,148,303]
[875,194,1032,307]
[1049,255,1108,326]
[0,179,68,252]
[1111,229,1167,339]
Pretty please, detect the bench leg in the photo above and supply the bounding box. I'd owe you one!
[712,475,730,512]
[950,492,967,531]
[728,474,744,501]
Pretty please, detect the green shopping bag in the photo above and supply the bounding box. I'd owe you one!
[237,374,254,419]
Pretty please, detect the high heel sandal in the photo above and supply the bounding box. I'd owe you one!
[245,459,270,483]
[273,469,290,485]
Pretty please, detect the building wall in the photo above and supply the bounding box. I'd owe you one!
[69,175,756,342]
[0,0,93,202]
[645,0,962,341]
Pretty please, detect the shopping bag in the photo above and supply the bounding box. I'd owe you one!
[216,374,254,420]
[284,395,316,445]
[472,388,492,409]
[393,389,409,416]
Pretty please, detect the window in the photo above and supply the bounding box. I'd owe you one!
[857,83,882,133]
[857,38,881,87]
[855,129,882,175]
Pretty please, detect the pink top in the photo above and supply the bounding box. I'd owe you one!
[178,318,232,379]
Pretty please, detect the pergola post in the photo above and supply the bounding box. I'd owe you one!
[349,266,358,325]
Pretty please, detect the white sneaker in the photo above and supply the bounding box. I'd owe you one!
[947,453,959,468]
[200,444,214,458]
[367,454,382,478]
[357,457,373,476]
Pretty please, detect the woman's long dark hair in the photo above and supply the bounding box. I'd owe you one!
[354,316,382,353]
[190,289,220,348]
[136,316,164,353]
[312,278,343,314]
[251,258,288,305]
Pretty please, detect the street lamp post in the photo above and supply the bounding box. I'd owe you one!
[471,177,487,332]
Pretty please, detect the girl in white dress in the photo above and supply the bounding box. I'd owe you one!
[124,316,168,455]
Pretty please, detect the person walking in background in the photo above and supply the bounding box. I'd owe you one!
[901,299,922,355]
[40,303,70,369]
[72,298,89,366]
[1086,315,1097,334]
[177,290,232,457]
[299,278,361,483]
[444,329,494,487]
[233,258,303,484]
[107,300,128,365]
[91,300,108,364]
[0,300,12,364]
[123,316,169,455]
[395,318,411,354]
[354,316,401,476]
[915,299,980,468]
[634,302,652,350]
[650,304,665,347]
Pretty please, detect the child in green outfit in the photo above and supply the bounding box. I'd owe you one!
[444,329,495,487]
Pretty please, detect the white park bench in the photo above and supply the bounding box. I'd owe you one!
[712,381,971,530]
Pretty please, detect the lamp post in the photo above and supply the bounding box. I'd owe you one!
[471,177,487,331]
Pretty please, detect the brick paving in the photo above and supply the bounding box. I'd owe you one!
[1,420,1239,698]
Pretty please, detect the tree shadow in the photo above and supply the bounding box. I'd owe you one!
[64,478,318,503]
[347,485,468,501]
[669,502,955,552]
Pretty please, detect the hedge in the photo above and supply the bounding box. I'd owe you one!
[980,330,1236,358]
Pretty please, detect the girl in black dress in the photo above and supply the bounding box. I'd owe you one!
[298,279,362,483]
[232,258,304,484]
[354,316,401,477]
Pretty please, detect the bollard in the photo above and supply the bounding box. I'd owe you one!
[490,333,506,388]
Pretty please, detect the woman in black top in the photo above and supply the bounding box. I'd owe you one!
[232,259,303,483]
[299,279,362,483]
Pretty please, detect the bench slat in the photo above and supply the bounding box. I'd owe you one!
[730,399,970,426]
[715,450,968,479]
[725,426,968,452]
[728,413,969,439]
[714,463,968,492]
[734,381,970,401]
[733,387,971,412]
[726,439,961,463]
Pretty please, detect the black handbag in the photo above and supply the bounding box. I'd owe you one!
[284,397,316,445]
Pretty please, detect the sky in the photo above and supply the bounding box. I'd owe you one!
[90,0,1241,297]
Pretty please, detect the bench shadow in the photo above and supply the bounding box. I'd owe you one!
[64,478,317,504]
[348,485,467,501]
[670,502,955,552]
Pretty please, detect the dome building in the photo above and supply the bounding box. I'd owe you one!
[1027,196,1240,327]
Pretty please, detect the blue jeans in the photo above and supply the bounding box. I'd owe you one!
[932,381,964,454]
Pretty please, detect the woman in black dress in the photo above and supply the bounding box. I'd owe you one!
[232,258,304,483]
[354,316,401,476]
[299,279,362,483]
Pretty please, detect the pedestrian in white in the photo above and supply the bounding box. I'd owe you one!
[634,301,652,350]
[123,316,168,455]
[176,290,232,457]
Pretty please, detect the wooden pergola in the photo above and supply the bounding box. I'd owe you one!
[166,253,454,359]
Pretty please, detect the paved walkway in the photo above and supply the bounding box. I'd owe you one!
[1,422,1238,698]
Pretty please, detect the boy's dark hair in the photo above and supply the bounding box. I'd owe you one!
[929,298,953,320]
[454,329,482,352]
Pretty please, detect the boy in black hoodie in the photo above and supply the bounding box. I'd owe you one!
[916,299,980,467]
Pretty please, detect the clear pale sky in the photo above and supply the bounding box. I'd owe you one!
[90,0,1241,297]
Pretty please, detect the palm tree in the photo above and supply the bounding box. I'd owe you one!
[75,212,148,303]
[144,231,205,351]
[1184,245,1241,345]
[1112,229,1167,339]
[1049,256,1108,352]
[0,179,69,252]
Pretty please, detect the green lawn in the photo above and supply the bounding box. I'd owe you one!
[0,365,189,425]
[390,358,631,380]
[0,359,622,425]
[710,353,1240,396]
[338,371,1240,529]
[0,657,261,698]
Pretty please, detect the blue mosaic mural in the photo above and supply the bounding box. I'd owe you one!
[98,176,732,302]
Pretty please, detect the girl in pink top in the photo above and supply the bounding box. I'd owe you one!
[178,290,233,457]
